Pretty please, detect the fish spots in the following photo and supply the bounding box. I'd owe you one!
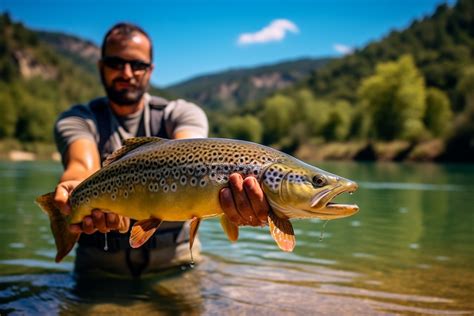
[148,182,159,192]
[70,138,291,207]
[263,165,287,192]
[287,172,306,184]
[199,178,208,187]
[171,183,177,192]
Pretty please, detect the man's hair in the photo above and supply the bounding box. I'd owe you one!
[101,22,153,62]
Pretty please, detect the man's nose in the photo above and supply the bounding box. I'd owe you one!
[121,63,134,78]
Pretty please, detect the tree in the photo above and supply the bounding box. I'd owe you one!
[261,94,296,144]
[220,115,263,143]
[358,55,427,141]
[424,88,453,137]
[0,85,17,138]
[321,100,353,141]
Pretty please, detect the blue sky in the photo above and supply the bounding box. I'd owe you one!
[1,0,455,87]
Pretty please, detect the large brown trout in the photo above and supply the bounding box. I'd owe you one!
[36,137,359,262]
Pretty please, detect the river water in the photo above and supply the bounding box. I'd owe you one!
[0,161,473,315]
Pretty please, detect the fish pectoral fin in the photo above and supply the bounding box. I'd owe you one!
[220,214,239,242]
[268,211,295,252]
[129,218,162,248]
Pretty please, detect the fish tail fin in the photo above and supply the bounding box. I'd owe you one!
[35,192,80,263]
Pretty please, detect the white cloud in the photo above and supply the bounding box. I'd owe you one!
[333,43,354,55]
[238,19,299,46]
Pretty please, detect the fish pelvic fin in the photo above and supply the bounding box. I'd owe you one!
[103,137,168,167]
[130,218,162,248]
[189,217,202,264]
[220,214,239,242]
[35,192,80,263]
[268,211,295,252]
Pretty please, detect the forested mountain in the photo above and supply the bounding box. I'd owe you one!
[1,0,473,161]
[0,13,169,142]
[0,13,103,142]
[220,0,472,161]
[306,0,473,109]
[167,57,331,111]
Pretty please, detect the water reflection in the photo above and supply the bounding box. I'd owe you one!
[0,161,473,315]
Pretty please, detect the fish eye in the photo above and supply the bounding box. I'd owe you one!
[312,175,326,187]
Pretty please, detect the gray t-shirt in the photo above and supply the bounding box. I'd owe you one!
[54,93,208,165]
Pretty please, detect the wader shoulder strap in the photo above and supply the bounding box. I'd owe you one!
[148,95,170,138]
[88,98,112,160]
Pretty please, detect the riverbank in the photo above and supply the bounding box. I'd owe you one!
[295,139,447,162]
[0,139,59,161]
[0,138,452,163]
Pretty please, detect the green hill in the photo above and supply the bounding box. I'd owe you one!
[307,0,473,110]
[0,13,169,144]
[242,0,473,161]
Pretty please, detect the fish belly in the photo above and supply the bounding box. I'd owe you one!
[70,181,224,223]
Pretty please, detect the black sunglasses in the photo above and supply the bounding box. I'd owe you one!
[102,56,151,72]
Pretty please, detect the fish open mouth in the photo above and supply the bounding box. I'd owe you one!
[310,182,359,220]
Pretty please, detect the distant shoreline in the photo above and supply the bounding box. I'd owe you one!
[3,150,61,162]
[0,139,454,163]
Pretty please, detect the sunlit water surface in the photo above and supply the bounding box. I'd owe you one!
[0,161,473,315]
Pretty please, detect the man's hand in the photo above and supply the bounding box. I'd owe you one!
[54,180,130,234]
[219,173,270,226]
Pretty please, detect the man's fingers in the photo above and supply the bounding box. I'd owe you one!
[219,187,243,225]
[54,185,71,215]
[228,174,260,226]
[69,224,82,234]
[82,216,97,234]
[54,180,81,215]
[117,216,130,233]
[106,213,120,230]
[243,177,269,225]
[92,209,109,233]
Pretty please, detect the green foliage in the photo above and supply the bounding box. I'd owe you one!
[261,94,297,144]
[220,115,263,143]
[348,105,370,140]
[0,13,103,143]
[444,65,474,160]
[0,83,16,138]
[456,65,474,112]
[307,0,473,110]
[358,55,427,141]
[321,100,353,141]
[424,88,453,137]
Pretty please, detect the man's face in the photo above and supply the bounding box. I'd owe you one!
[99,32,154,106]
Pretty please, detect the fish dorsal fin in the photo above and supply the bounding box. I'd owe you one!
[129,218,162,248]
[220,214,239,242]
[103,137,168,167]
[268,211,295,252]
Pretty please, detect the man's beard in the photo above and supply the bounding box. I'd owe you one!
[100,72,148,106]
